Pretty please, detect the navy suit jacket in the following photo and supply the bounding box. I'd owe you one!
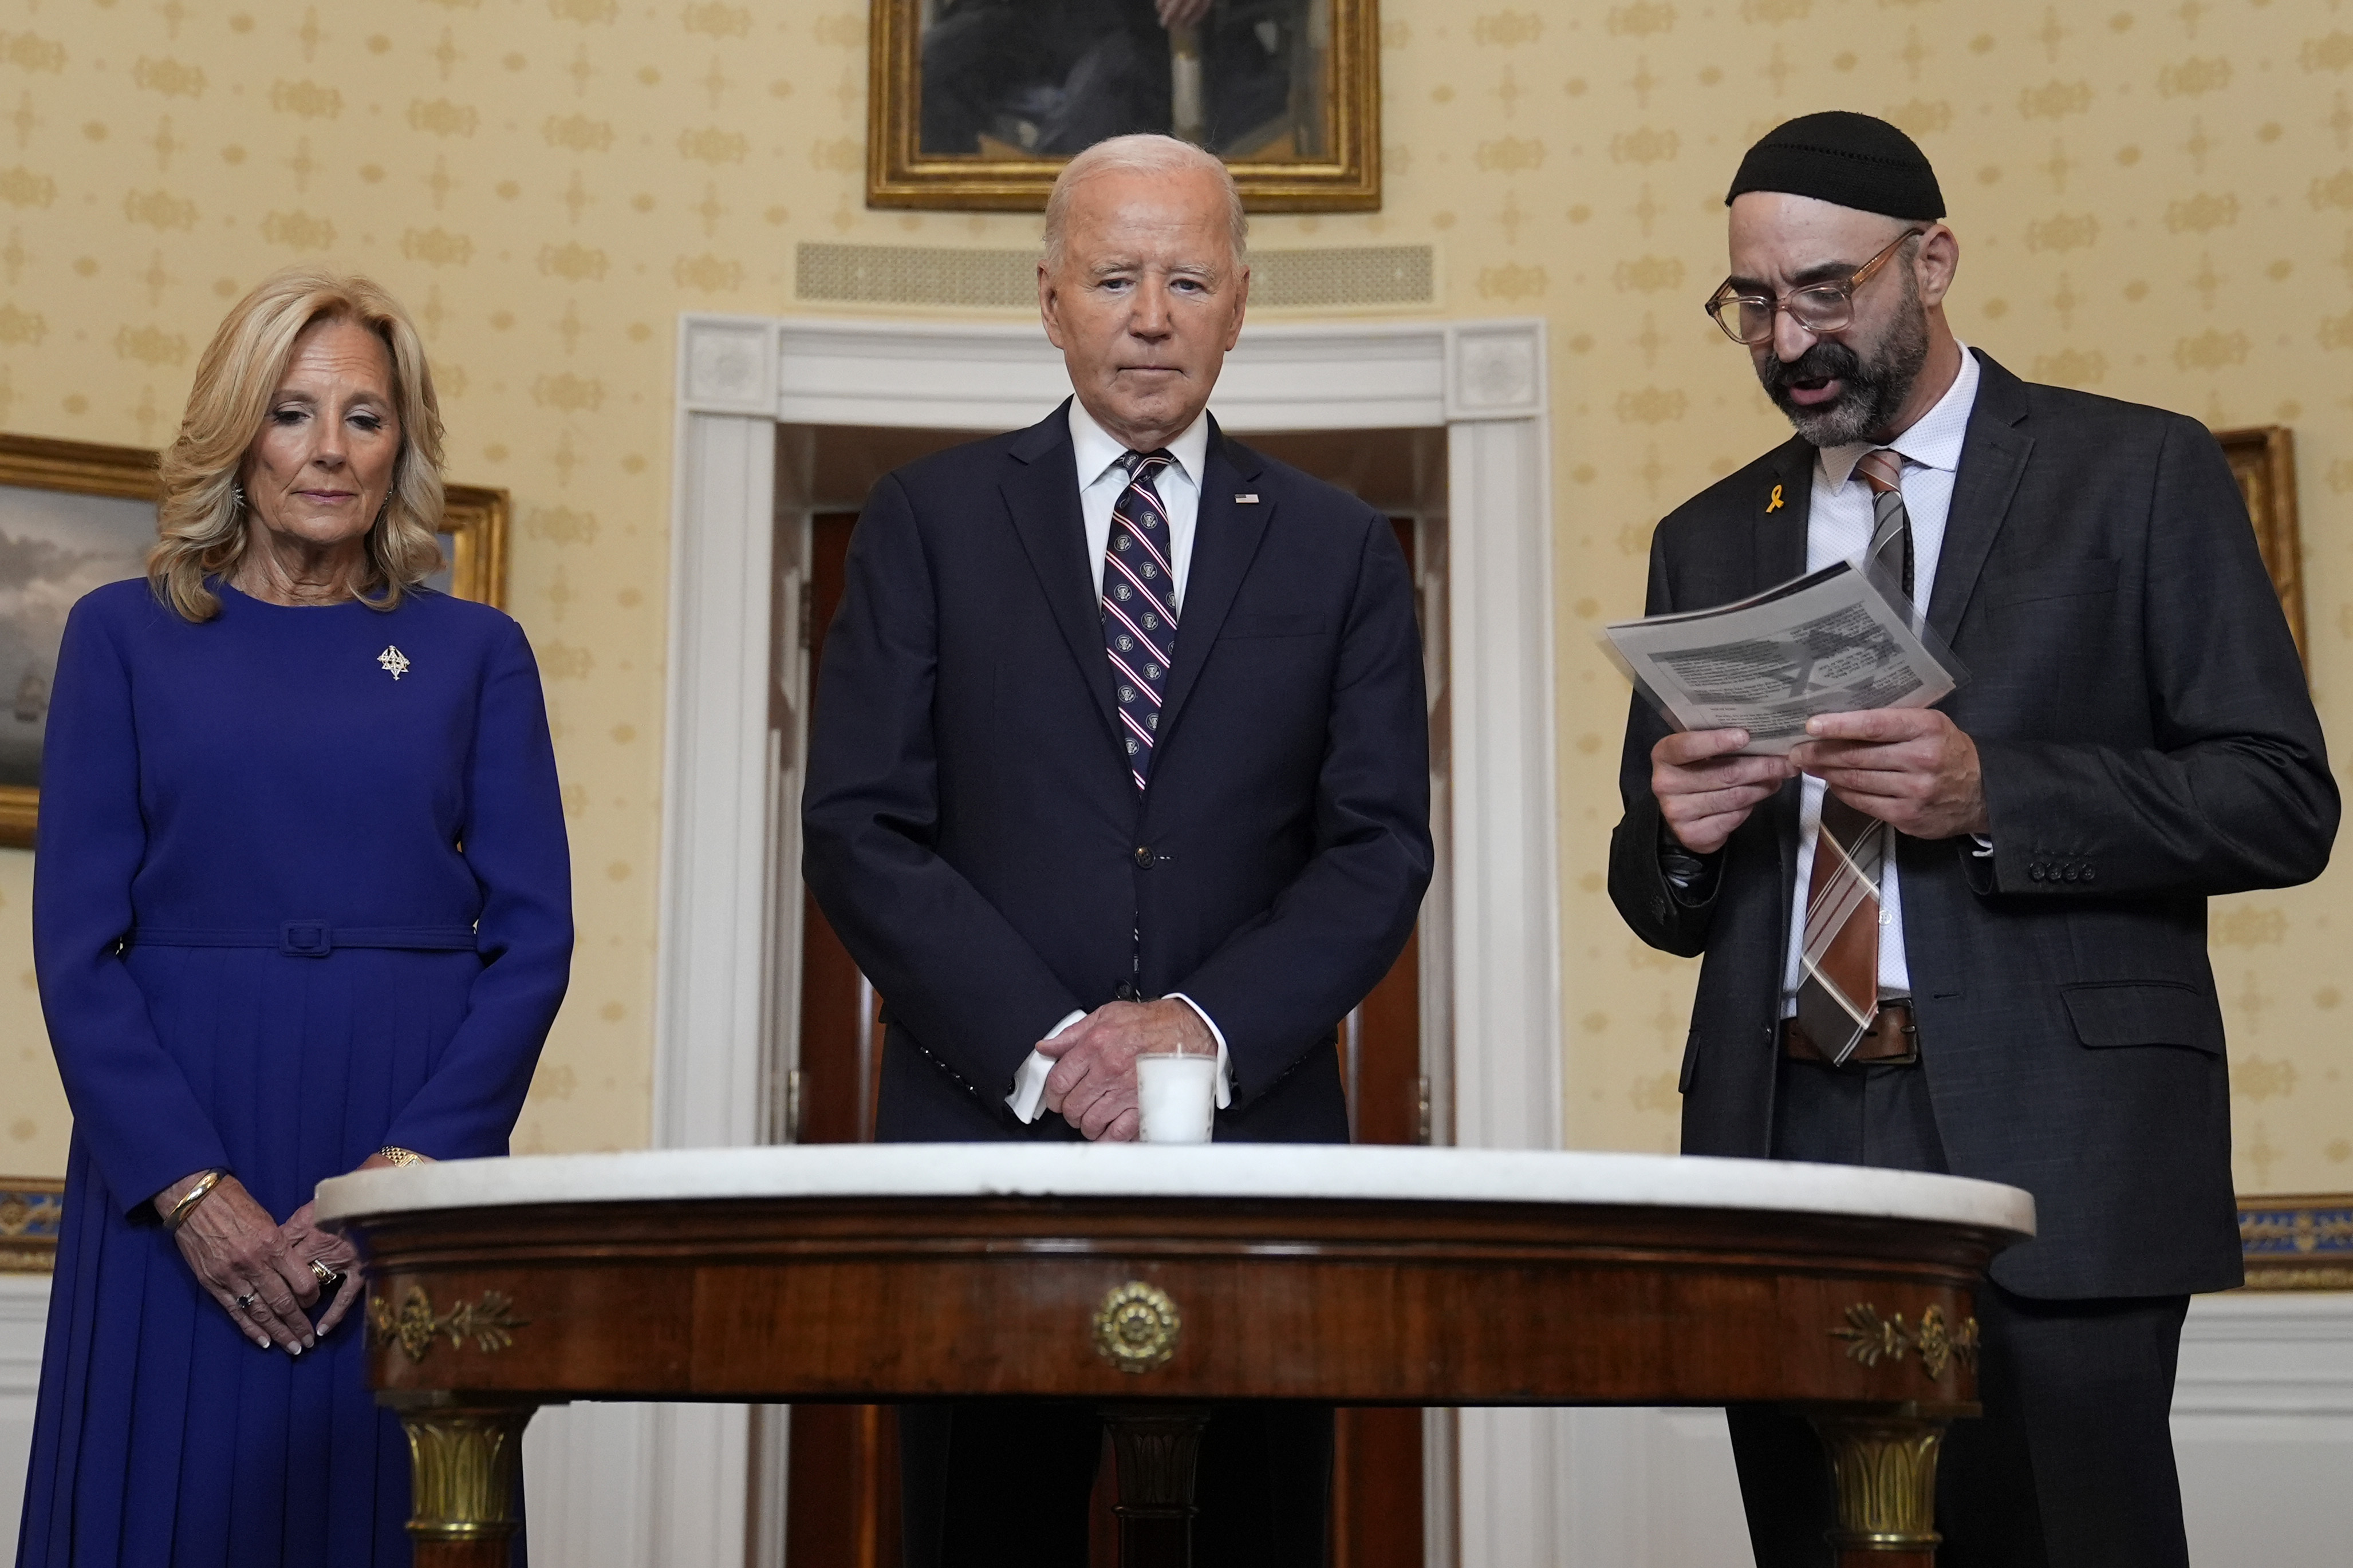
[803,401,1432,1142]
[1609,352,2337,1298]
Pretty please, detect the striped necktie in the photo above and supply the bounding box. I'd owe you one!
[1102,449,1179,792]
[1795,448,1911,1062]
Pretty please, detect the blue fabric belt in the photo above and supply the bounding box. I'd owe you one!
[132,922,479,958]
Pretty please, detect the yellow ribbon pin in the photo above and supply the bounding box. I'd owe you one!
[1766,483,1785,513]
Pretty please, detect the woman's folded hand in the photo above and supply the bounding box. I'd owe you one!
[166,1176,318,1354]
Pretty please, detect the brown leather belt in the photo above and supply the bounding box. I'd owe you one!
[1782,1002,1920,1066]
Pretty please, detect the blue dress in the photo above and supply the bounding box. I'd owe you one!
[18,579,573,1567]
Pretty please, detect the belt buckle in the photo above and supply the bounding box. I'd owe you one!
[1861,1004,1920,1066]
[279,921,333,957]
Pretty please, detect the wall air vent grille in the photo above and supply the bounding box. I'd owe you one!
[794,243,1436,311]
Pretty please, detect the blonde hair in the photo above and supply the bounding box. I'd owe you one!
[1042,134,1248,275]
[150,267,446,622]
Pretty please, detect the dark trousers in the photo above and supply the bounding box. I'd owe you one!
[1728,1056,2192,1568]
[898,1400,1332,1568]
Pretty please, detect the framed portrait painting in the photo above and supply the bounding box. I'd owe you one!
[2212,425,2305,668]
[868,0,1379,211]
[0,431,509,848]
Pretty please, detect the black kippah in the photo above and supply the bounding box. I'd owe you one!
[1725,111,1945,221]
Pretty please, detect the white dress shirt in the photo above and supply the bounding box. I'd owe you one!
[1007,399,1232,1124]
[1780,346,1982,1012]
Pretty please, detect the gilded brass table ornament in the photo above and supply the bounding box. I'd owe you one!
[1093,1280,1181,1374]
[1807,1408,1948,1554]
[370,1285,529,1363]
[1832,1302,1979,1380]
[400,1405,531,1546]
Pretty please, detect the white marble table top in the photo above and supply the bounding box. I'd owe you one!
[316,1144,2034,1238]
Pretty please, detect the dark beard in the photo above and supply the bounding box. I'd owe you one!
[1756,301,1931,448]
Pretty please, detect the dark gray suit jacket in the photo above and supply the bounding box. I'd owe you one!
[1608,351,2338,1299]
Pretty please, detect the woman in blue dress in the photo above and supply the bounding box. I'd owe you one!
[19,268,573,1566]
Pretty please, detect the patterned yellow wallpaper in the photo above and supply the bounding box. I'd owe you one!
[0,0,2344,1197]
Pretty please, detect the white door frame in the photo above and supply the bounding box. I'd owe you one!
[633,313,1563,1567]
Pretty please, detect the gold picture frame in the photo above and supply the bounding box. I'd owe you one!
[866,0,1380,212]
[2213,425,2305,666]
[0,430,509,849]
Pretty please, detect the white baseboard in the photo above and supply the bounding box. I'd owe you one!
[1,1275,49,1562]
[6,1281,2348,1566]
[2174,1291,2353,1566]
[522,1402,656,1567]
[1481,1291,2353,1568]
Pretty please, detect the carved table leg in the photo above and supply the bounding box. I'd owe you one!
[1805,1403,1956,1568]
[1102,1404,1212,1568]
[389,1395,535,1568]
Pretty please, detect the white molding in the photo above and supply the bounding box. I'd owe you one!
[1444,410,1560,1155]
[1472,1293,2353,1566]
[2174,1290,2353,1416]
[1,1274,48,1567]
[769,316,1453,433]
[679,314,780,417]
[2174,1291,2353,1564]
[655,403,777,1152]
[657,311,1558,1568]
[1445,322,1547,423]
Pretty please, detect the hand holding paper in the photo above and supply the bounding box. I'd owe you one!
[1651,728,1799,854]
[1792,708,1988,840]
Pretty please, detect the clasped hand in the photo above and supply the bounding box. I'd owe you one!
[1651,708,1988,854]
[1036,998,1215,1143]
[157,1166,377,1355]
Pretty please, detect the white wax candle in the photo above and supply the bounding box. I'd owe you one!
[1136,1053,1219,1144]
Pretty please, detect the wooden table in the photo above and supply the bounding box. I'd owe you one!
[316,1144,2033,1568]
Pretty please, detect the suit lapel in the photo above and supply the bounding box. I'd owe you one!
[1755,437,1814,589]
[1926,350,2034,643]
[1157,421,1270,748]
[999,401,1122,749]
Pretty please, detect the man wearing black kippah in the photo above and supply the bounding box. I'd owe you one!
[1609,111,2337,1565]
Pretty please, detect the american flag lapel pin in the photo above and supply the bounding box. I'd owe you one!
[1235,493,1259,504]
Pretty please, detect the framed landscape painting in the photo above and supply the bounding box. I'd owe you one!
[867,0,1380,211]
[0,431,508,849]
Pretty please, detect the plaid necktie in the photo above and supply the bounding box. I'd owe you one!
[1795,448,1911,1061]
[1102,449,1179,792]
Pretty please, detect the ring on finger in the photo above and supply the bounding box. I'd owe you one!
[309,1259,340,1285]
[236,1292,258,1310]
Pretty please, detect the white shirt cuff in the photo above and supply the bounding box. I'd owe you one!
[1006,1010,1087,1123]
[1164,993,1234,1111]
[1005,998,1233,1124]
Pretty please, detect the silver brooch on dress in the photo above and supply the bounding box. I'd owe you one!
[377,645,411,681]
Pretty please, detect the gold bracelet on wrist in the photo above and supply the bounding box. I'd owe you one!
[163,1169,227,1231]
[377,1146,425,1167]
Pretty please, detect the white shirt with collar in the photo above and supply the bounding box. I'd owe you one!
[1007,398,1233,1125]
[1779,344,1982,1012]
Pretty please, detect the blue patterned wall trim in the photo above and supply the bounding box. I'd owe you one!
[1,1179,64,1273]
[2240,1196,2353,1289]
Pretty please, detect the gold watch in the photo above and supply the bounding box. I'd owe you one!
[377,1146,425,1166]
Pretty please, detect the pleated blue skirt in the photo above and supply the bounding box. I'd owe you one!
[15,946,522,1568]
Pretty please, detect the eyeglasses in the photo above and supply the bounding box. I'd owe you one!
[1703,227,1926,346]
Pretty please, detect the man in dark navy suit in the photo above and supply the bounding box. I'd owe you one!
[803,133,1430,1568]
